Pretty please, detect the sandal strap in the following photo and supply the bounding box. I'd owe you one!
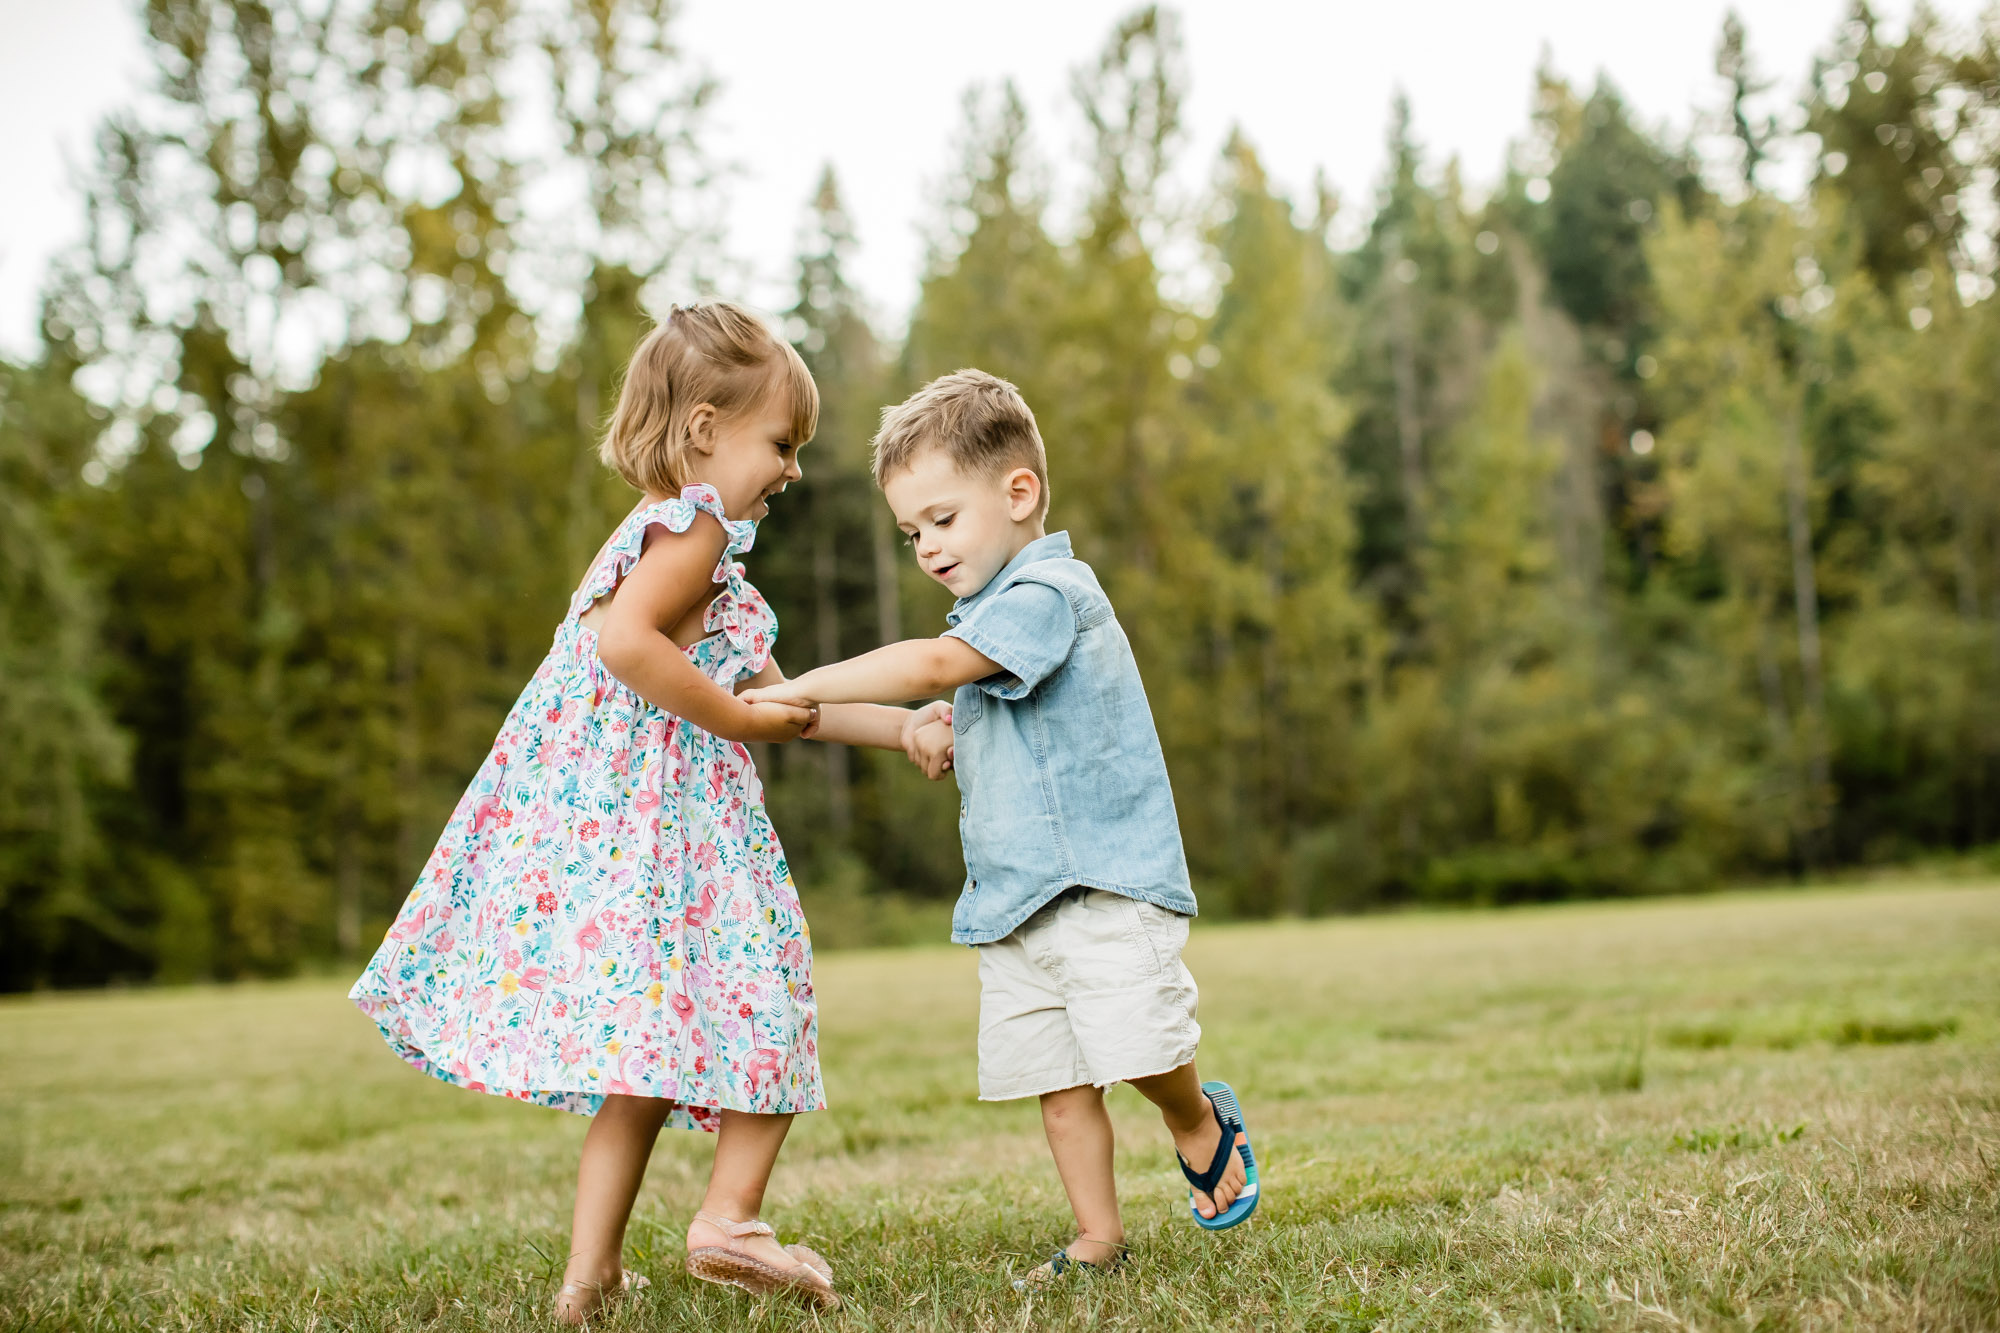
[693,1209,776,1239]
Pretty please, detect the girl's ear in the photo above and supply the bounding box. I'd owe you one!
[1005,467,1042,521]
[685,403,718,455]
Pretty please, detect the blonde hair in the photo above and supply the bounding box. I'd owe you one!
[871,369,1049,518]
[599,302,818,497]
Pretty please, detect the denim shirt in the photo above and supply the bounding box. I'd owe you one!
[941,531,1195,944]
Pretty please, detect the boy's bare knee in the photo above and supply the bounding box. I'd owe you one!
[1039,1084,1101,1120]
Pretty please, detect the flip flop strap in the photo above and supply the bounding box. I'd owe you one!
[693,1210,776,1240]
[1047,1246,1128,1276]
[1177,1098,1244,1197]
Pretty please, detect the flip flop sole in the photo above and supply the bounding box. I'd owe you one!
[1190,1079,1260,1231]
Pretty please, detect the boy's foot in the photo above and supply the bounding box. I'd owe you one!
[1171,1092,1248,1220]
[684,1211,839,1310]
[1012,1237,1130,1291]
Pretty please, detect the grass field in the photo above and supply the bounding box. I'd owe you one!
[3,882,1998,1332]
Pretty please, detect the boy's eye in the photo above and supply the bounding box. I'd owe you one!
[776,441,794,454]
[936,514,953,527]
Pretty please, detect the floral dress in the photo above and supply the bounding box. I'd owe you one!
[350,483,821,1131]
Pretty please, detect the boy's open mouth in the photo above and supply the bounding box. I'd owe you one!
[932,562,959,582]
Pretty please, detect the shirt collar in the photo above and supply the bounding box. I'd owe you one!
[948,530,1073,624]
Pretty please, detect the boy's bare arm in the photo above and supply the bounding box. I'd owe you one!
[733,662,948,750]
[742,637,998,708]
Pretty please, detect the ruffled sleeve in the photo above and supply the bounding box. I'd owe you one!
[567,484,774,670]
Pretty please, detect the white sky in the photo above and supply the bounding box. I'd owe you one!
[1,0,1982,359]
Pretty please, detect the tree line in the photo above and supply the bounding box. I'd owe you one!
[3,0,1996,988]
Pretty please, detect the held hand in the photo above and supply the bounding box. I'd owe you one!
[730,700,816,744]
[740,679,818,711]
[910,718,955,780]
[899,699,953,764]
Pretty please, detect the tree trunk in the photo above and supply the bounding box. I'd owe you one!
[1263,520,1298,914]
[1951,488,1980,623]
[1781,399,1830,858]
[1386,233,1425,544]
[1750,591,1803,864]
[813,503,852,838]
[1511,239,1604,604]
[335,813,362,958]
[872,503,902,646]
[394,617,422,884]
[567,371,599,580]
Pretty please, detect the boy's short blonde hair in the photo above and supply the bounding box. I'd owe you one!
[600,301,818,497]
[871,370,1049,518]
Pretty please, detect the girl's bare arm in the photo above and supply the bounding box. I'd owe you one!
[595,514,812,744]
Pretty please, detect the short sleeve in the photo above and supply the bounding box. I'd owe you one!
[945,580,1077,699]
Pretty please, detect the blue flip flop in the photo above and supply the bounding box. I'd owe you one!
[1177,1079,1259,1230]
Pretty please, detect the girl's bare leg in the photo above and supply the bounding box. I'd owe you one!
[557,1094,673,1324]
[1038,1084,1125,1263]
[684,1110,799,1268]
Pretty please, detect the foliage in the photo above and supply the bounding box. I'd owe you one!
[2,1,1998,985]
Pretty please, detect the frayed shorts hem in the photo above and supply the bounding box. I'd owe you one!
[976,1041,1201,1102]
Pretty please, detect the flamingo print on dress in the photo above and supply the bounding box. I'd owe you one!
[744,1048,783,1094]
[350,484,824,1130]
[388,903,438,943]
[471,793,505,834]
[685,882,719,930]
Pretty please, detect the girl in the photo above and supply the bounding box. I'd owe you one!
[350,302,943,1320]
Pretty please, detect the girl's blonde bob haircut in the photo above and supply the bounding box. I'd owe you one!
[599,302,818,497]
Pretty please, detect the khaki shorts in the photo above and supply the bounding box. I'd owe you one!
[975,888,1200,1101]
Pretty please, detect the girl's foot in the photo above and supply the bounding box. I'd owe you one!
[553,1268,648,1326]
[1012,1235,1130,1291]
[684,1211,839,1310]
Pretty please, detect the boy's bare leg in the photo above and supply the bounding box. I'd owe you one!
[1127,1063,1247,1220]
[1038,1084,1125,1263]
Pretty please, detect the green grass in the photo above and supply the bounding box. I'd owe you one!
[4,882,1999,1331]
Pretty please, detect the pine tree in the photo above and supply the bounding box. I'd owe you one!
[0,354,132,985]
[1169,133,1365,911]
[1807,3,1976,290]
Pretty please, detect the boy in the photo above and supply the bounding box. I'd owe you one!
[745,370,1257,1283]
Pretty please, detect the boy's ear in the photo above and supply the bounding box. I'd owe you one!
[1005,467,1042,521]
[685,403,718,455]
